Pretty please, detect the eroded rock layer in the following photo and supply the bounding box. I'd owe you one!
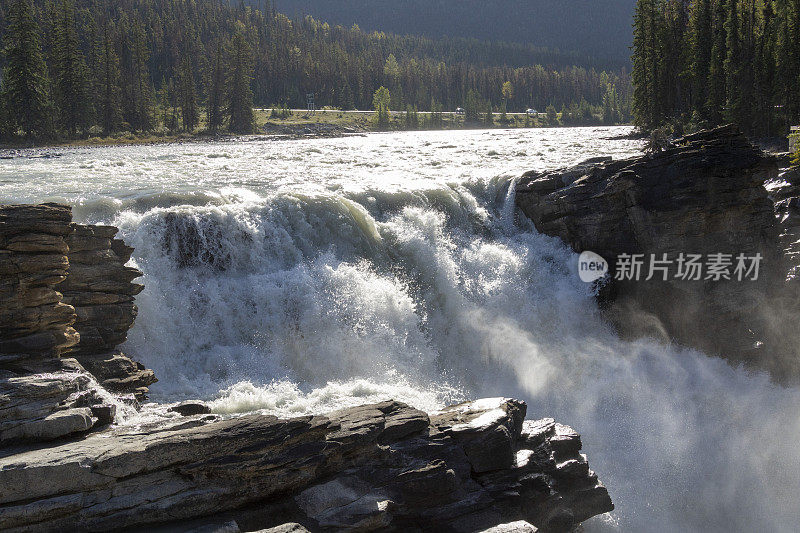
[0,398,612,533]
[0,203,78,368]
[61,224,155,398]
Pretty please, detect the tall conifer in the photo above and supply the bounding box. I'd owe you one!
[1,0,52,138]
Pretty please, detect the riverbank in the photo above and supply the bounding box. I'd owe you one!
[0,108,630,152]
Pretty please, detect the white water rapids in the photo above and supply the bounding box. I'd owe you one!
[2,127,799,532]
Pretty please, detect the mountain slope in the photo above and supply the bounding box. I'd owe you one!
[272,0,637,67]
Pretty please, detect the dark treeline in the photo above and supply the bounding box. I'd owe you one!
[632,0,800,136]
[0,0,632,141]
[271,0,638,68]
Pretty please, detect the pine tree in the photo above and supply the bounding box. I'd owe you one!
[124,19,154,131]
[372,85,391,128]
[157,77,169,131]
[660,0,690,120]
[206,38,225,133]
[94,15,122,135]
[776,0,800,127]
[484,100,494,126]
[632,0,662,129]
[690,0,713,120]
[52,0,91,136]
[707,0,728,123]
[226,27,255,134]
[755,0,776,135]
[430,98,443,128]
[603,84,619,124]
[178,54,199,132]
[464,89,480,123]
[1,0,53,138]
[724,0,744,125]
[501,80,513,121]
[547,104,558,125]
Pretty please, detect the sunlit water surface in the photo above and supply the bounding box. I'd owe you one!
[3,127,799,532]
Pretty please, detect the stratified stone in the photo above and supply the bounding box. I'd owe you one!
[257,525,310,533]
[0,399,612,533]
[60,223,154,397]
[1,204,154,446]
[479,521,538,533]
[0,204,78,369]
[62,225,143,357]
[0,367,113,445]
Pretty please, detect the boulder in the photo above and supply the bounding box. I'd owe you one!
[0,398,612,532]
[169,400,213,417]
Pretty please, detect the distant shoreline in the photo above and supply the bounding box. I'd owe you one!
[0,113,636,154]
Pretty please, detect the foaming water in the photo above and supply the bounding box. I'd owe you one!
[3,127,799,532]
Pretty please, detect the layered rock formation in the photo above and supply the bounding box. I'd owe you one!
[516,125,798,374]
[0,204,79,367]
[1,204,151,445]
[1,204,109,444]
[61,224,155,399]
[0,398,612,532]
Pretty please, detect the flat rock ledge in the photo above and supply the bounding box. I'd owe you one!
[0,398,612,532]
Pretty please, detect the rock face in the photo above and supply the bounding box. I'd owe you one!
[0,204,79,367]
[0,398,611,532]
[516,125,798,374]
[61,224,155,398]
[1,204,152,445]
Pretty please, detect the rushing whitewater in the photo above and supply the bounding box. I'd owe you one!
[2,127,799,532]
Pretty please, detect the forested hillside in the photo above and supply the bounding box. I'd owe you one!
[271,0,638,67]
[0,0,631,141]
[631,0,800,136]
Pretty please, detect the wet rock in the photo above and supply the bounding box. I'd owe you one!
[75,350,156,400]
[0,369,105,444]
[480,521,538,533]
[0,399,611,532]
[162,212,237,271]
[90,404,117,426]
[766,166,800,281]
[169,401,213,416]
[183,519,241,533]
